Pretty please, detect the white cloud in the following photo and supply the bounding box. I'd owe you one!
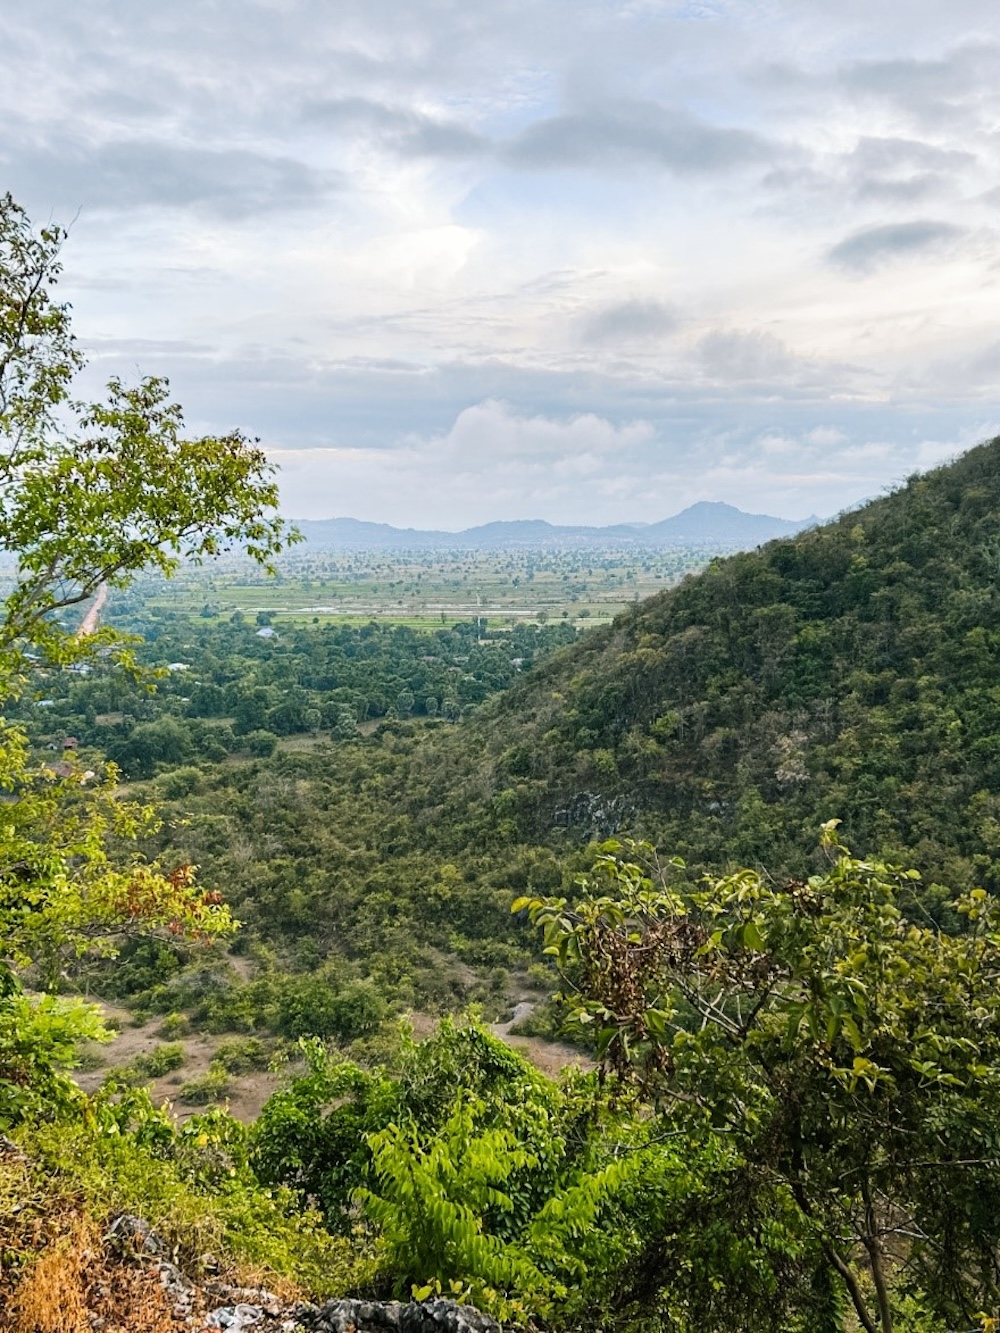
[268,398,990,527]
[271,401,656,524]
[1,0,999,524]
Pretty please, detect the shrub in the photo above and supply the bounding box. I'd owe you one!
[111,1043,186,1088]
[215,1038,270,1074]
[178,1062,230,1105]
[9,1087,378,1298]
[156,1012,191,1039]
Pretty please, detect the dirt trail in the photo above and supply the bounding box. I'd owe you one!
[77,582,108,637]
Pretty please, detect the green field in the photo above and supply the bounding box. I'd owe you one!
[121,544,724,629]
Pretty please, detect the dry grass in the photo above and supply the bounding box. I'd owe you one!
[0,1201,183,1333]
[7,1223,90,1333]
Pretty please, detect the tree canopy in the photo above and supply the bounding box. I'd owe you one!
[0,194,291,1117]
[521,828,1000,1332]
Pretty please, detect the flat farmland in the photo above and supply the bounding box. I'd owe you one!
[124,545,724,629]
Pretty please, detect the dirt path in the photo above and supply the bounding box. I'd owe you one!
[77,582,108,638]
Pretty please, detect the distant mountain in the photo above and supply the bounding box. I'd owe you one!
[291,517,453,550]
[642,501,813,545]
[292,505,815,552]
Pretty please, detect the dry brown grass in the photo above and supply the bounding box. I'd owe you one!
[0,1205,183,1333]
[7,1221,90,1333]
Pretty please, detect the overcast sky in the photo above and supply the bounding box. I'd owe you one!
[4,1,1000,526]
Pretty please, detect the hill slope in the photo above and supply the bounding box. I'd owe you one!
[433,437,1000,891]
[119,437,1000,1022]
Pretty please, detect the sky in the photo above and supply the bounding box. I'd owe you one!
[3,1,1000,527]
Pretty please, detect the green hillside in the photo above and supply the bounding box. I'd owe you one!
[52,436,1000,1028]
[453,437,1000,892]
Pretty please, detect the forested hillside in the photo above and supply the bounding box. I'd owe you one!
[29,440,1000,1033]
[462,438,1000,892]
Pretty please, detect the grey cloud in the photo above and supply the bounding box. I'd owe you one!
[827,220,965,273]
[930,340,1000,394]
[841,55,955,99]
[849,136,975,173]
[699,329,801,382]
[762,131,979,211]
[836,43,1000,128]
[579,300,678,345]
[839,49,985,101]
[2,137,339,219]
[504,99,773,175]
[305,93,774,179]
[846,135,975,203]
[84,337,216,357]
[304,97,488,159]
[854,174,944,204]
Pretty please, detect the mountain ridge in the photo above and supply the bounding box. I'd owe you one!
[291,502,816,550]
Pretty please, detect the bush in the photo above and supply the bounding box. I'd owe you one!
[156,1012,191,1039]
[10,1087,379,1297]
[215,1037,271,1074]
[242,729,278,757]
[272,977,388,1042]
[110,1043,186,1088]
[178,1062,231,1105]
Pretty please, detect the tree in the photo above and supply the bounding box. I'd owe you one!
[0,195,292,1118]
[520,826,1000,1332]
[254,1018,653,1328]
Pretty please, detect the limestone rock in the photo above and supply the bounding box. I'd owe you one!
[297,1298,501,1333]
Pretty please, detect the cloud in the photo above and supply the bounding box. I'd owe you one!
[2,137,339,218]
[838,46,997,106]
[304,97,488,159]
[806,425,847,447]
[826,220,965,273]
[699,329,802,382]
[578,299,679,345]
[2,0,999,531]
[848,136,975,175]
[844,135,977,203]
[270,399,659,523]
[504,98,773,175]
[422,399,655,468]
[266,396,990,529]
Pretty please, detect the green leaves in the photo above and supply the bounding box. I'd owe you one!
[0,198,298,1131]
[0,198,294,670]
[522,836,1000,1332]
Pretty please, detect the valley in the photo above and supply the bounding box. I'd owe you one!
[10,439,1000,1332]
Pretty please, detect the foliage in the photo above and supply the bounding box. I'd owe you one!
[0,194,291,668]
[214,1036,271,1073]
[112,1042,186,1087]
[520,830,1000,1332]
[4,1086,376,1299]
[177,1061,231,1105]
[0,193,290,1126]
[251,1020,648,1326]
[358,1092,643,1326]
[0,983,108,1126]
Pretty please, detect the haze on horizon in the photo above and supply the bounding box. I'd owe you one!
[3,1,1000,528]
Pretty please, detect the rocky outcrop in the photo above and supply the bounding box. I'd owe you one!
[103,1216,503,1333]
[293,1299,501,1333]
[203,1297,501,1333]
